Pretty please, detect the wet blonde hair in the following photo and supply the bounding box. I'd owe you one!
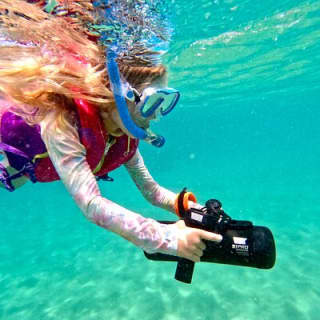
[0,0,167,129]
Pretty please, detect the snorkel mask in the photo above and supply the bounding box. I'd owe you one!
[132,87,180,119]
[106,49,180,147]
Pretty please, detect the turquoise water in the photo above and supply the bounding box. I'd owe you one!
[1,0,320,319]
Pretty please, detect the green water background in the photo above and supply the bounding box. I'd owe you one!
[1,0,320,319]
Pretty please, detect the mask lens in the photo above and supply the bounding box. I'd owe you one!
[160,91,180,115]
[141,96,163,117]
[140,89,180,118]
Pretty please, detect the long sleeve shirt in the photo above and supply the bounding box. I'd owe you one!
[40,110,179,255]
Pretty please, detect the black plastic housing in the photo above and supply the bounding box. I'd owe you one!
[144,218,276,283]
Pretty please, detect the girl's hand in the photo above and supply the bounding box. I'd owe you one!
[174,220,223,262]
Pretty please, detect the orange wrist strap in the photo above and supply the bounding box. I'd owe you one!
[174,189,197,217]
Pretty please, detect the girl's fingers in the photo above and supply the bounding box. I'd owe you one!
[193,247,203,258]
[199,230,222,242]
[196,240,206,251]
[189,254,201,263]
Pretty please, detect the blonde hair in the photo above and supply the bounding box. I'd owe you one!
[119,65,167,91]
[0,0,167,129]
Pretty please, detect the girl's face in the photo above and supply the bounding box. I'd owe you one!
[109,99,154,139]
[100,110,124,137]
[112,77,168,136]
[103,75,169,138]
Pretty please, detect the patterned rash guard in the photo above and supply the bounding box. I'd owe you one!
[40,110,180,255]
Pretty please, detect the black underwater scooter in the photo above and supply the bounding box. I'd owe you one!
[143,189,276,284]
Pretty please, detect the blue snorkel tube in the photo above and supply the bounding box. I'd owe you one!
[106,48,165,147]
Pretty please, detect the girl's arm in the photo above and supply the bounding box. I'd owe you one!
[40,110,178,256]
[124,149,177,213]
[125,150,204,213]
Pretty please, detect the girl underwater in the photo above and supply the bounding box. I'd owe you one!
[0,0,222,263]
